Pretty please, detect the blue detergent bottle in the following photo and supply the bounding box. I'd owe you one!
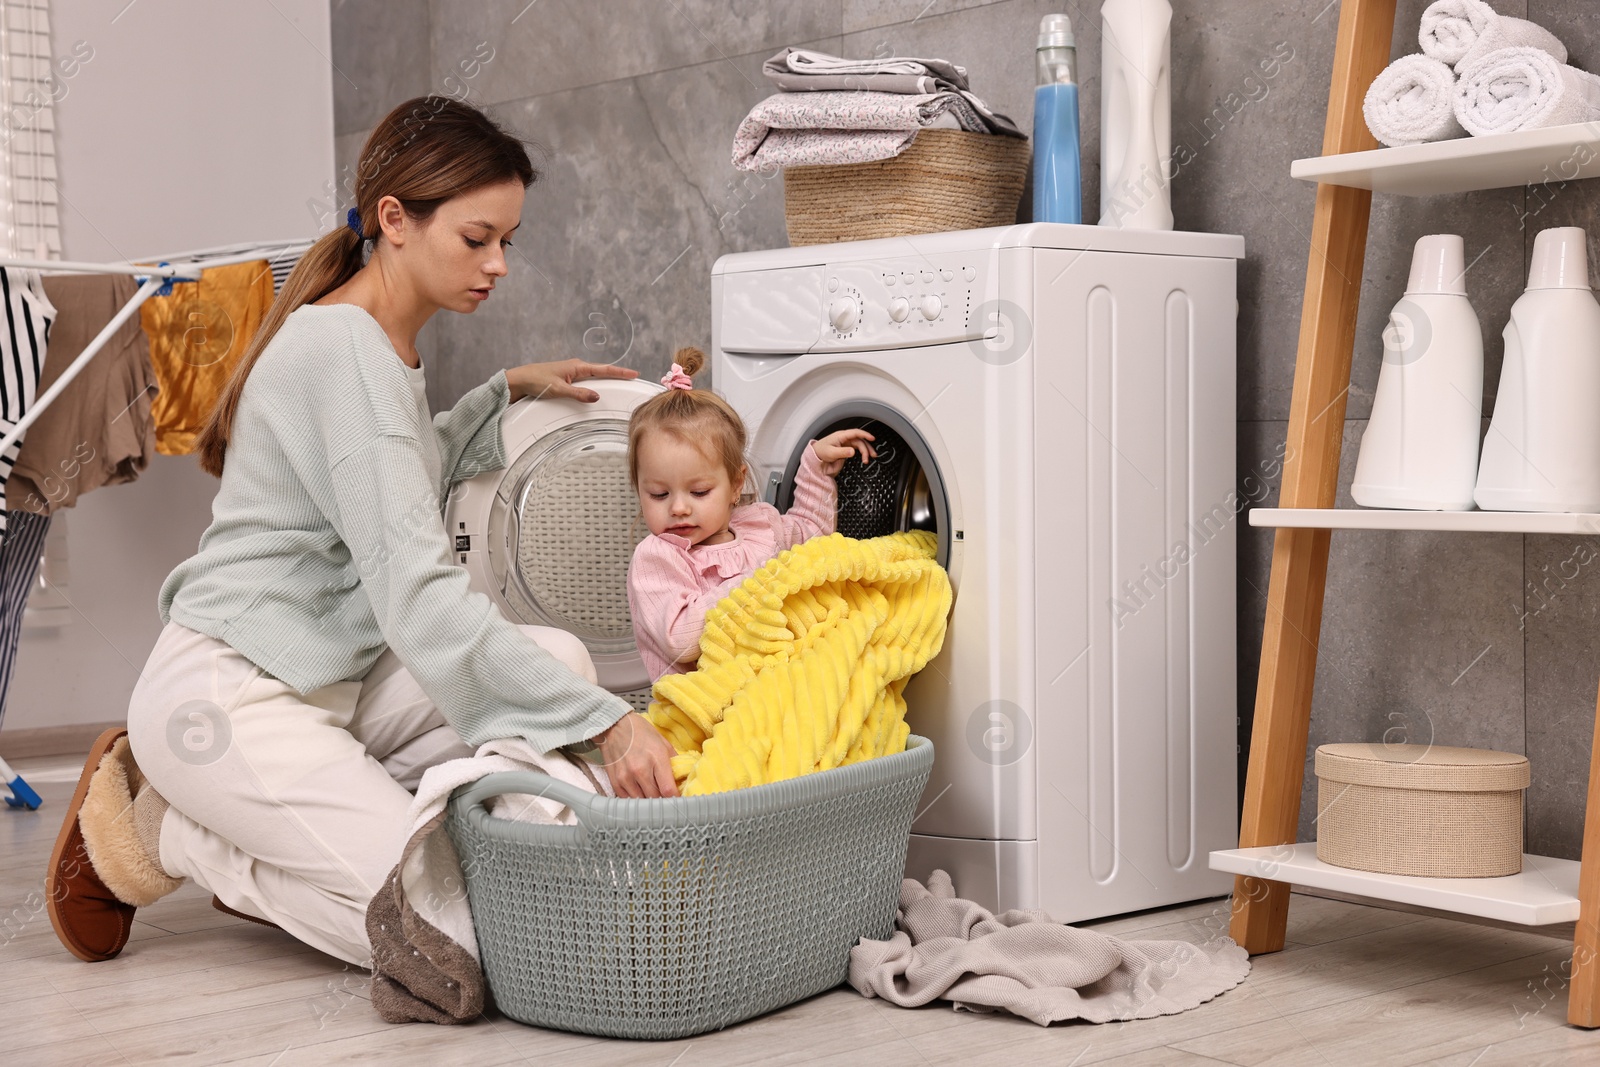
[1033,14,1082,224]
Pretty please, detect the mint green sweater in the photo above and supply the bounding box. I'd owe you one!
[160,303,630,752]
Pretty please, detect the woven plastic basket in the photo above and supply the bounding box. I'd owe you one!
[782,128,1030,246]
[444,735,935,1039]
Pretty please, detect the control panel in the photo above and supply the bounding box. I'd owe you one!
[716,251,995,355]
[815,256,991,352]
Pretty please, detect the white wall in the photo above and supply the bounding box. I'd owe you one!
[0,0,333,736]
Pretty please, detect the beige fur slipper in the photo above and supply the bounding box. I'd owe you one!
[77,735,183,907]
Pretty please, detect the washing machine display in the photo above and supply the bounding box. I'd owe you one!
[447,379,660,699]
[714,223,1244,924]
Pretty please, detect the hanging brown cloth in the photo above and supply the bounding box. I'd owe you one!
[7,273,158,515]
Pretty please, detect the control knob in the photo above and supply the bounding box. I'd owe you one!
[828,296,860,333]
[919,295,943,320]
[888,296,911,323]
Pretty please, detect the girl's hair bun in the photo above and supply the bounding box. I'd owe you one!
[628,342,748,495]
[673,346,706,377]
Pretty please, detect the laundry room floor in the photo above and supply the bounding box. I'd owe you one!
[3,753,1599,1067]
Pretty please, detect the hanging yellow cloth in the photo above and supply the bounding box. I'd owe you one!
[646,531,952,797]
[139,259,274,455]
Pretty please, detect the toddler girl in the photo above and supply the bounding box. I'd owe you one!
[627,347,875,681]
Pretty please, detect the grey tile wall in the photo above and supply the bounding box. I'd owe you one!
[331,0,432,135]
[429,1,840,109]
[332,0,1600,859]
[1524,532,1600,860]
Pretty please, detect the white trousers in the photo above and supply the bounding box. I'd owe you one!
[126,620,597,965]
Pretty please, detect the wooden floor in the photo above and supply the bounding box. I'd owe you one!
[5,755,1600,1066]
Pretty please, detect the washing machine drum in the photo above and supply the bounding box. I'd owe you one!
[445,379,660,701]
[770,404,950,569]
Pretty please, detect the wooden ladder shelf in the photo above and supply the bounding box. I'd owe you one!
[1225,0,1600,1028]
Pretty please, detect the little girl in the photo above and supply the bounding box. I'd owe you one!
[627,347,875,681]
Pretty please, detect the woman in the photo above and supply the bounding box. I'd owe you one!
[46,97,677,968]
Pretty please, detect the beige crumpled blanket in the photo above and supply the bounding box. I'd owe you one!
[849,871,1250,1026]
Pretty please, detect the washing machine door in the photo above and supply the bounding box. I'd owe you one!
[766,400,954,571]
[445,379,660,704]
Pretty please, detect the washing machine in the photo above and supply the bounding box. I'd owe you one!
[712,223,1244,921]
[446,379,661,705]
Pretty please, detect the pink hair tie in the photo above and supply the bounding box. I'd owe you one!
[660,363,694,391]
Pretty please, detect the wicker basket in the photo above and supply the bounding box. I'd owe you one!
[1314,743,1529,878]
[444,736,935,1039]
[782,128,1031,246]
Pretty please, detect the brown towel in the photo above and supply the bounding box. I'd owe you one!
[849,871,1250,1026]
[367,809,489,1025]
[139,259,274,456]
[7,273,158,515]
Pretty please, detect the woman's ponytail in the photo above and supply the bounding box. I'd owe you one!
[194,226,365,476]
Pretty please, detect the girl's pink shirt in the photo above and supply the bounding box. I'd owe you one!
[628,443,836,681]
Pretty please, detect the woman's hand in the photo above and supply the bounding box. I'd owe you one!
[506,359,638,403]
[811,429,877,476]
[595,713,678,798]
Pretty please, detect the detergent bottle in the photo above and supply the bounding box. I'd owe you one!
[1032,14,1082,224]
[1475,226,1600,513]
[1099,0,1173,229]
[1352,234,1483,511]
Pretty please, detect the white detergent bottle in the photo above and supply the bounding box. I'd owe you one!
[1476,226,1600,513]
[1099,0,1172,230]
[1352,234,1483,511]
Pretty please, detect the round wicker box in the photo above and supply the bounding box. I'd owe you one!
[1314,743,1529,878]
[781,128,1031,246]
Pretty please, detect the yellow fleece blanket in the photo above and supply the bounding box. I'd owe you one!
[646,531,951,796]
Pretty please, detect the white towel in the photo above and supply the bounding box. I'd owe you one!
[1364,54,1466,147]
[1419,0,1566,69]
[365,738,612,1023]
[1453,46,1600,136]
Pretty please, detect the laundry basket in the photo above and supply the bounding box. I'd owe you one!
[444,735,935,1039]
[782,128,1030,245]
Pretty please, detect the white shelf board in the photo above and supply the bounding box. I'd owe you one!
[1210,844,1580,926]
[1290,122,1600,196]
[1250,507,1600,534]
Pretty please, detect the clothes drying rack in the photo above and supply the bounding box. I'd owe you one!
[0,238,311,809]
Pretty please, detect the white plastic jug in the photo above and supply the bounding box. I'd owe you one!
[1475,227,1600,513]
[1098,0,1172,230]
[1352,235,1483,511]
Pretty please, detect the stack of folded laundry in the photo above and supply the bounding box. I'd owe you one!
[731,46,1025,172]
[1364,0,1600,147]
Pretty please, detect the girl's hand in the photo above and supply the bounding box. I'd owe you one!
[811,429,877,477]
[595,713,679,798]
[506,359,638,403]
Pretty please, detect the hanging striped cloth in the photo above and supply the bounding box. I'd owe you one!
[0,268,56,545]
[0,508,50,732]
[264,245,303,292]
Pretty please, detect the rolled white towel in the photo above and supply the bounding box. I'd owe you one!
[1364,54,1466,147]
[1419,0,1567,69]
[1453,46,1600,136]
[1420,0,1490,63]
